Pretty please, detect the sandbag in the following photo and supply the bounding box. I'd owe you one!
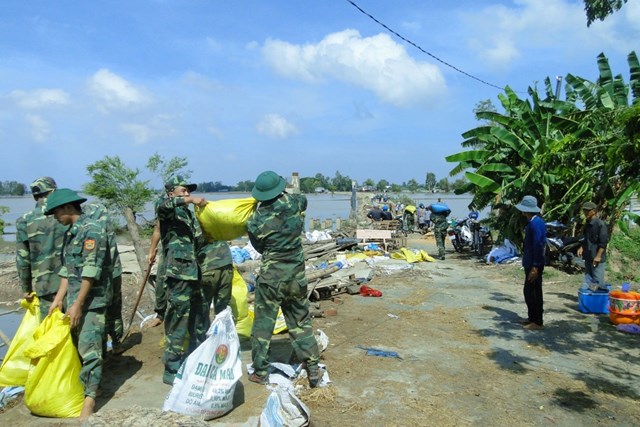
[195,198,257,241]
[230,268,252,338]
[429,203,451,215]
[260,385,310,427]
[0,295,40,387]
[23,308,84,418]
[163,307,242,420]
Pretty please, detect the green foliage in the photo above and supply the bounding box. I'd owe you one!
[146,152,192,187]
[0,181,26,196]
[406,179,420,192]
[447,52,640,246]
[84,156,155,214]
[438,177,450,192]
[424,172,437,191]
[233,180,255,192]
[0,206,8,235]
[584,0,628,26]
[389,184,402,193]
[376,179,389,191]
[608,222,640,282]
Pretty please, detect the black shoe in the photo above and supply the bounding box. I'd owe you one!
[307,366,323,388]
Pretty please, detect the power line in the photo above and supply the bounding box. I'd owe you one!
[345,0,506,91]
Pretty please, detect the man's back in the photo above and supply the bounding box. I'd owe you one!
[16,200,66,297]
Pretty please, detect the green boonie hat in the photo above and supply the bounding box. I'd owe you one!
[251,171,286,201]
[582,201,597,211]
[30,176,57,196]
[164,175,197,193]
[44,188,87,215]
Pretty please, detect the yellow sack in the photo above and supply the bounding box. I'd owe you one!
[0,295,40,386]
[391,248,436,263]
[248,305,288,334]
[195,197,258,241]
[405,205,417,214]
[230,268,252,338]
[23,308,84,418]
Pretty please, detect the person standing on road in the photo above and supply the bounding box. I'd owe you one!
[427,201,451,260]
[16,176,67,320]
[156,176,209,385]
[246,170,321,388]
[515,195,546,331]
[577,201,608,287]
[45,189,113,420]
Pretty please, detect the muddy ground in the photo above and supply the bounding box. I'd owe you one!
[0,232,639,426]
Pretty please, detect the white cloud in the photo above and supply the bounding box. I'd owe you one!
[121,123,152,145]
[262,29,446,108]
[25,113,51,141]
[88,68,150,110]
[256,113,298,139]
[9,89,69,109]
[462,0,639,70]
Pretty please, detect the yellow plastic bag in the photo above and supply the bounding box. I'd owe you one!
[23,308,84,418]
[390,248,436,263]
[0,295,40,386]
[195,198,258,241]
[247,305,288,335]
[230,268,253,337]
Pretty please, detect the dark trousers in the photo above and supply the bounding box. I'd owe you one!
[523,267,544,325]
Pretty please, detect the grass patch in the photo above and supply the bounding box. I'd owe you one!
[607,222,640,283]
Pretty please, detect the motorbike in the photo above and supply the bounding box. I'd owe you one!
[447,217,473,252]
[545,220,584,269]
[469,217,494,256]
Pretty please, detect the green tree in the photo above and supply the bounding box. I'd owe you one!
[450,177,469,192]
[424,172,437,192]
[446,51,640,245]
[584,0,628,26]
[363,178,375,187]
[331,171,352,192]
[376,179,389,191]
[390,184,402,193]
[0,206,8,235]
[234,180,255,192]
[438,178,450,193]
[84,155,155,272]
[406,179,420,192]
[146,152,192,190]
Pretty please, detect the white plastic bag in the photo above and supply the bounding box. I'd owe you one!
[163,307,242,420]
[260,385,310,427]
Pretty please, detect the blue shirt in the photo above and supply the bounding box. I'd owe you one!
[522,215,546,270]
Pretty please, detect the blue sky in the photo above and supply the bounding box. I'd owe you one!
[0,0,638,190]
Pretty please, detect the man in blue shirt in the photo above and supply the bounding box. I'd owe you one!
[515,195,546,331]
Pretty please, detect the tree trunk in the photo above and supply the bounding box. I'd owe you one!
[123,207,148,275]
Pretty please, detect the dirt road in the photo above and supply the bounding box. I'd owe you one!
[1,236,639,426]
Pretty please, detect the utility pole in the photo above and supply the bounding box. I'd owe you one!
[555,76,563,99]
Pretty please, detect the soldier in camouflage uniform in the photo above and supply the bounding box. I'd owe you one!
[147,206,167,327]
[428,201,451,260]
[16,176,67,320]
[84,202,124,353]
[157,176,208,385]
[246,171,321,388]
[197,238,233,325]
[44,189,113,421]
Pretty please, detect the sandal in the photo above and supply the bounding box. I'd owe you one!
[248,373,269,385]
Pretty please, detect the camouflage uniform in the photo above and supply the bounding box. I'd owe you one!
[84,203,124,349]
[429,208,450,259]
[197,239,233,323]
[153,198,168,320]
[402,211,416,233]
[157,196,207,378]
[247,192,320,379]
[16,198,67,320]
[58,212,112,399]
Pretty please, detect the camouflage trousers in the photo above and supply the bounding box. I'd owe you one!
[72,308,106,399]
[37,293,57,322]
[251,275,320,377]
[432,214,449,258]
[162,278,208,374]
[106,275,123,346]
[201,264,234,323]
[154,257,168,320]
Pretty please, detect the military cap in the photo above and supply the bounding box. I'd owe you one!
[44,188,87,215]
[164,175,197,193]
[251,171,286,201]
[30,176,57,196]
[581,201,597,211]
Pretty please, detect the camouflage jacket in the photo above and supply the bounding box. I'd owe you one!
[197,239,232,274]
[59,213,113,310]
[156,196,200,281]
[84,202,122,277]
[15,198,67,296]
[247,193,307,282]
